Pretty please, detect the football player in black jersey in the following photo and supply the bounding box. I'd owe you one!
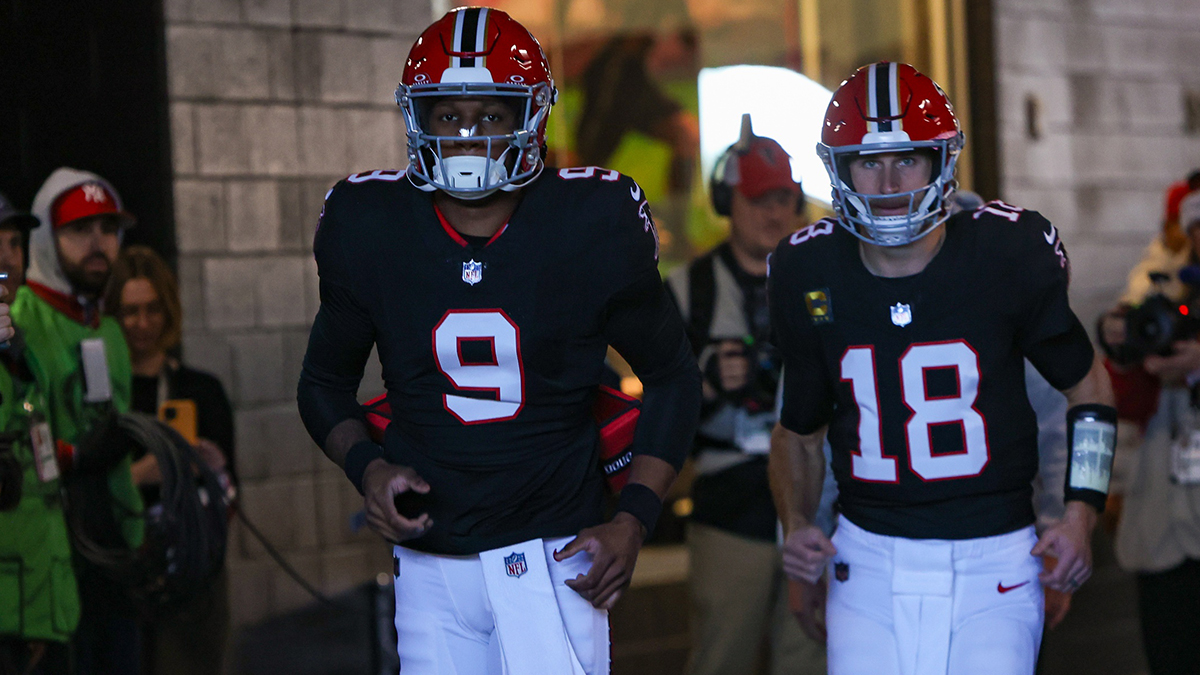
[767,62,1116,675]
[296,8,700,674]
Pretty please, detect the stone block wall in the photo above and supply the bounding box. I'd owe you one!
[164,0,429,625]
[994,0,1200,324]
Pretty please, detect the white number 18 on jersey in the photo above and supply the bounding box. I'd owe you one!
[841,340,990,482]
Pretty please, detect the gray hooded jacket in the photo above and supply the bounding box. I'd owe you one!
[29,167,129,297]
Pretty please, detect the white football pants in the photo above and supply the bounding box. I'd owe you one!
[393,537,610,675]
[826,516,1044,675]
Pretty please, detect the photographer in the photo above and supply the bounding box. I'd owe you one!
[1101,189,1200,675]
[0,191,73,675]
[665,123,824,675]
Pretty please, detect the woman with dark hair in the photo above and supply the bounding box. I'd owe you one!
[104,245,235,675]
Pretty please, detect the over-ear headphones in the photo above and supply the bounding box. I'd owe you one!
[709,145,738,217]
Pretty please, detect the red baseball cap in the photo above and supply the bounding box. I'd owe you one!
[49,181,135,229]
[731,136,800,199]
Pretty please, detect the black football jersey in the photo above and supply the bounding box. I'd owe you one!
[308,167,691,555]
[769,203,1094,540]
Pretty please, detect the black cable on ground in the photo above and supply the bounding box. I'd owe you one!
[233,505,333,605]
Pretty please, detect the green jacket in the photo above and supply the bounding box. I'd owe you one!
[0,357,80,642]
[10,286,144,552]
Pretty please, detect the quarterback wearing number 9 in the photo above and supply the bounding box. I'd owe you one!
[767,62,1115,675]
[296,7,700,675]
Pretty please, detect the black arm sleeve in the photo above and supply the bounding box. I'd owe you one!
[297,278,376,448]
[604,269,701,471]
[297,184,377,449]
[1024,320,1094,392]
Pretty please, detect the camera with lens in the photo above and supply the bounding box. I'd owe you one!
[702,336,781,413]
[1102,272,1200,366]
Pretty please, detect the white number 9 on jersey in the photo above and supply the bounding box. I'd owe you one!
[433,310,525,424]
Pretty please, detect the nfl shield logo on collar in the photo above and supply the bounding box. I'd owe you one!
[504,552,527,578]
[890,303,912,327]
[462,259,483,285]
[835,562,850,582]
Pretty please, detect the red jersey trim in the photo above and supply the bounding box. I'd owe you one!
[433,203,509,248]
[434,203,469,247]
[27,281,100,328]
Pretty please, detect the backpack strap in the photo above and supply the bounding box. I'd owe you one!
[685,247,720,354]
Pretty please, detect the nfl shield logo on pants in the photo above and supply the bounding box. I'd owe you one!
[462,259,483,285]
[890,302,912,327]
[504,552,527,578]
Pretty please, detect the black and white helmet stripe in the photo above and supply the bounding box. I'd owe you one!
[866,62,902,135]
[450,7,490,68]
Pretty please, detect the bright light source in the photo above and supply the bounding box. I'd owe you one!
[698,65,834,206]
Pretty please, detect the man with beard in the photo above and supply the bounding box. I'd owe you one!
[16,168,144,675]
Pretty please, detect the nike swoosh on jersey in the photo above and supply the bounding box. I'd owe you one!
[997,581,1030,594]
[630,184,642,201]
[1043,224,1057,245]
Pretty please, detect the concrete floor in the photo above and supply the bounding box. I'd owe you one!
[1038,528,1149,675]
[229,528,1153,674]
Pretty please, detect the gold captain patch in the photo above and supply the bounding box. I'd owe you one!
[805,289,832,324]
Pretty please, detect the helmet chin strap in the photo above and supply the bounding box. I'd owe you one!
[432,155,510,200]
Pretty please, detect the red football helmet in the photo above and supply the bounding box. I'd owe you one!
[817,62,964,246]
[396,7,557,200]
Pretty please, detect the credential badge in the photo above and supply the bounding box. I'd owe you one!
[890,303,912,327]
[504,552,527,578]
[462,259,483,285]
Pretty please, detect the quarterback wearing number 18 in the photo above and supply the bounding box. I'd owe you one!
[297,8,700,674]
[767,62,1116,675]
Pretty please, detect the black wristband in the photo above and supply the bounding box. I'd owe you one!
[1065,487,1108,514]
[615,482,663,539]
[1064,404,1118,513]
[344,440,385,495]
